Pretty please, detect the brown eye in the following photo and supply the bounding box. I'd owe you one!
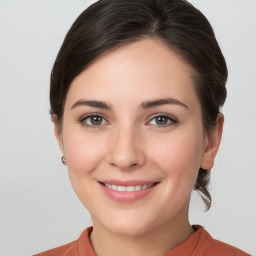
[81,114,107,127]
[90,116,103,125]
[148,114,177,127]
[155,116,169,125]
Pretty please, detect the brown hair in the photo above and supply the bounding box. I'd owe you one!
[50,0,228,210]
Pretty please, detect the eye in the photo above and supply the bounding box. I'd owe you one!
[80,114,108,127]
[147,114,177,127]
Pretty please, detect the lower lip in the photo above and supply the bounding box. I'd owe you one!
[100,183,157,203]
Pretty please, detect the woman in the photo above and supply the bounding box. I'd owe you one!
[35,0,249,255]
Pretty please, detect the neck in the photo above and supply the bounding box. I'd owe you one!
[90,208,194,256]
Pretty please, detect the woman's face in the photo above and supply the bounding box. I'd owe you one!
[56,39,219,236]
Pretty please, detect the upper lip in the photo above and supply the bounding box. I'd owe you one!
[99,180,158,186]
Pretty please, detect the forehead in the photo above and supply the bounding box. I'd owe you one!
[65,38,199,111]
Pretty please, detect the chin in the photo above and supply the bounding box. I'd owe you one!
[96,213,161,237]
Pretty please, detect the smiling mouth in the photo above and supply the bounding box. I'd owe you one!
[100,182,157,192]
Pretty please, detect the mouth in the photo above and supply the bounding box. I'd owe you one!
[100,182,156,192]
[99,181,159,202]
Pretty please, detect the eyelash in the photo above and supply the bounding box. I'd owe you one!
[79,113,109,128]
[147,114,178,128]
[79,113,178,128]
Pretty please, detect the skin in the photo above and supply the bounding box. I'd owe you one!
[54,39,223,256]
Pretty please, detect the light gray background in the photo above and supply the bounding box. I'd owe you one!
[0,0,255,255]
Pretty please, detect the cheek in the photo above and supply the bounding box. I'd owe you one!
[63,127,106,177]
[62,129,107,208]
[150,128,204,187]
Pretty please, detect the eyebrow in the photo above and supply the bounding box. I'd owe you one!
[71,98,188,110]
[71,100,112,110]
[140,98,188,109]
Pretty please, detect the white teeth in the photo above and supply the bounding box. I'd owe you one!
[117,186,126,192]
[126,186,134,192]
[135,185,142,191]
[104,183,154,192]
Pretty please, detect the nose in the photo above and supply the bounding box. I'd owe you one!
[107,126,146,171]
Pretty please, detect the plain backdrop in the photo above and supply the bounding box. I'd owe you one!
[0,0,255,255]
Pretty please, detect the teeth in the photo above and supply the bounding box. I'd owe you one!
[104,183,154,192]
[127,186,134,192]
[117,186,126,192]
[135,185,141,191]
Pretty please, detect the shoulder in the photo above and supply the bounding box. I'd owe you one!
[33,227,94,256]
[194,225,250,256]
[33,240,78,256]
[33,239,79,256]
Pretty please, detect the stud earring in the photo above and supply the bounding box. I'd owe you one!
[61,156,67,165]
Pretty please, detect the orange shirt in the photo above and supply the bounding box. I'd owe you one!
[34,226,249,256]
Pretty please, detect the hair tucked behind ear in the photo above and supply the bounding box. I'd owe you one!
[50,0,228,210]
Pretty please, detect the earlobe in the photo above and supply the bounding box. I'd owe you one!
[200,113,224,170]
[52,114,65,156]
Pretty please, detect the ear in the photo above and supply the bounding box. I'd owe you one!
[200,113,224,170]
[52,115,65,156]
